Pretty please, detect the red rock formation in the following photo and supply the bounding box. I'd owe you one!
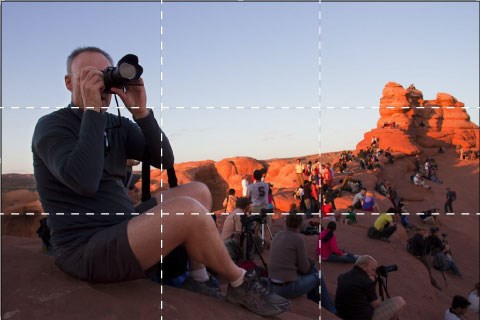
[358,82,479,154]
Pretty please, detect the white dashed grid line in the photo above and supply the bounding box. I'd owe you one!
[1,106,479,110]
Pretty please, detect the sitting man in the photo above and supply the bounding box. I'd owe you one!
[32,46,290,317]
[428,227,462,277]
[444,295,471,320]
[406,228,441,290]
[352,188,367,210]
[367,208,397,242]
[413,173,431,189]
[268,212,319,304]
[335,255,406,320]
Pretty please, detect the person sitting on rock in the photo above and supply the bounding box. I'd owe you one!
[468,282,480,314]
[223,188,237,214]
[444,295,471,320]
[362,192,375,212]
[32,46,291,317]
[268,212,320,305]
[413,173,431,189]
[321,199,336,221]
[352,188,367,210]
[319,221,358,263]
[367,208,398,242]
[406,228,442,290]
[375,179,389,197]
[428,227,462,278]
[335,255,406,320]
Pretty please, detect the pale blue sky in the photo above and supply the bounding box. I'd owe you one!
[1,2,478,173]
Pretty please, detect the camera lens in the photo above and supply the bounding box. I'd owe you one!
[118,63,137,80]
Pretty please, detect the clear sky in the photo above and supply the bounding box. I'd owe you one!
[1,2,478,174]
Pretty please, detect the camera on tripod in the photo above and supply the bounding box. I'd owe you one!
[376,264,398,278]
[103,54,143,93]
[376,264,398,301]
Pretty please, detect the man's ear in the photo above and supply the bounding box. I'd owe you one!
[65,75,73,92]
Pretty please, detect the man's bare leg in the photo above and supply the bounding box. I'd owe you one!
[127,196,241,282]
[158,181,213,212]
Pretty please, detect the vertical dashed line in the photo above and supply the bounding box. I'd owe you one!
[160,1,164,318]
[318,1,322,319]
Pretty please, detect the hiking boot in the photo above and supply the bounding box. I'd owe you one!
[181,276,223,300]
[226,271,291,317]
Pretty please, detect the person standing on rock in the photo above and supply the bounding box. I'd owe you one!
[241,174,249,197]
[444,187,456,213]
[295,159,305,186]
[246,169,270,215]
[32,46,291,317]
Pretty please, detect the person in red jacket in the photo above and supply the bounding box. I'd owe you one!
[318,222,357,263]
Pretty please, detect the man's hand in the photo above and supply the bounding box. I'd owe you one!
[110,78,149,119]
[79,67,105,112]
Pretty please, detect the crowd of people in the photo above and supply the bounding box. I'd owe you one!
[458,147,479,161]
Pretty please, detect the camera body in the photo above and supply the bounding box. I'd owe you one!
[376,264,398,277]
[103,54,143,93]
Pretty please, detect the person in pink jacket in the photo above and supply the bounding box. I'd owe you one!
[318,222,357,263]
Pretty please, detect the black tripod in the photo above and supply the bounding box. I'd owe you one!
[377,275,391,302]
[240,217,268,272]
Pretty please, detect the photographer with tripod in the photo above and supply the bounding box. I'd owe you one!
[335,255,405,320]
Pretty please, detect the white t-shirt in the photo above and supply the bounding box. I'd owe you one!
[246,181,269,207]
[443,309,461,320]
[241,179,248,197]
[468,290,479,313]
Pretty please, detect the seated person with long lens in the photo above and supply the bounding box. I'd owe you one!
[335,255,405,320]
[268,212,319,304]
[31,46,291,317]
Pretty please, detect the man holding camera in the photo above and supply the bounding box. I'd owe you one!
[335,255,405,320]
[32,47,291,317]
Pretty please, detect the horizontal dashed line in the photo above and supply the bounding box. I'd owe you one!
[1,212,479,216]
[1,106,478,110]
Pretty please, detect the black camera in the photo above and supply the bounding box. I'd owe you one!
[376,264,398,277]
[103,54,143,93]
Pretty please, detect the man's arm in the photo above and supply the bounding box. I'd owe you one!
[125,110,174,169]
[32,111,107,196]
